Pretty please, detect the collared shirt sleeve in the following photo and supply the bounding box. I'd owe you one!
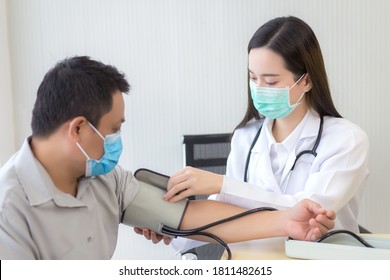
[0,148,40,259]
[0,192,38,259]
[108,165,140,220]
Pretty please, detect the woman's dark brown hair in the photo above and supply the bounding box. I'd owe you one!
[236,16,341,129]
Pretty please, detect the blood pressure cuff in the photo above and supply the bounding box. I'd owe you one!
[121,168,189,235]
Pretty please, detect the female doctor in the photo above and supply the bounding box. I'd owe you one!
[164,16,369,234]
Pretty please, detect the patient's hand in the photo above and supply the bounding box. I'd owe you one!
[285,199,336,241]
[133,227,172,245]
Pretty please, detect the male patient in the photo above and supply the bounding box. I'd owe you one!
[0,56,335,259]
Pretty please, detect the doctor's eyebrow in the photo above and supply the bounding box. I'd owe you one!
[247,69,280,77]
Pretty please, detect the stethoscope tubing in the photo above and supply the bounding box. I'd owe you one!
[243,116,324,183]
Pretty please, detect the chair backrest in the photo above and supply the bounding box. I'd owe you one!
[183,133,232,175]
[181,133,232,260]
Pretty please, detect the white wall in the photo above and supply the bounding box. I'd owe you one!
[0,0,15,166]
[3,0,390,259]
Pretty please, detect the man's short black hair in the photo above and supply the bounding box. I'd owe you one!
[31,56,130,137]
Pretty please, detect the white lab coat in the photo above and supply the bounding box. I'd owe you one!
[171,110,369,255]
[217,109,369,233]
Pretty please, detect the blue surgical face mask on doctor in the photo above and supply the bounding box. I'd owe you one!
[76,122,123,177]
[249,73,306,119]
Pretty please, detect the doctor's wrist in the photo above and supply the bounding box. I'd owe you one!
[213,174,223,194]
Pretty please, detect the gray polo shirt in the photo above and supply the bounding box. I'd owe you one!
[0,137,139,259]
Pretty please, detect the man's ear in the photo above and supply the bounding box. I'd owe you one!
[68,116,88,142]
[303,74,313,92]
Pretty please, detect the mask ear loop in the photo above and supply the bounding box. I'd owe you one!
[76,121,104,160]
[88,122,105,140]
[289,73,307,107]
[293,91,306,106]
[290,73,307,89]
[76,142,91,160]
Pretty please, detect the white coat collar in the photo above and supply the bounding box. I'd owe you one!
[298,109,321,140]
[251,109,320,153]
[247,110,322,193]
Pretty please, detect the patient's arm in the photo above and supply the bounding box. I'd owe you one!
[180,199,334,243]
[134,198,335,243]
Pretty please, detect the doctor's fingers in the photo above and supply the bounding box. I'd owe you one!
[164,182,193,202]
[167,169,192,191]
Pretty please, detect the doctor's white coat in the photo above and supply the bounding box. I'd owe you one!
[171,110,369,254]
[218,110,369,233]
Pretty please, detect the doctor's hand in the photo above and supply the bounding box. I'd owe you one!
[284,199,336,241]
[164,167,223,203]
[133,228,172,245]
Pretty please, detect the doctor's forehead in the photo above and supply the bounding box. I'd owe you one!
[248,47,286,75]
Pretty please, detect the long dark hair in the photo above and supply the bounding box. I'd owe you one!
[236,16,341,129]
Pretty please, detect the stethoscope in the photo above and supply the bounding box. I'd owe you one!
[243,115,324,184]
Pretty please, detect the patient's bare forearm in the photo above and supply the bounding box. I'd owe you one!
[179,200,286,243]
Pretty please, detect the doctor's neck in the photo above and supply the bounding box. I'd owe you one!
[272,106,309,143]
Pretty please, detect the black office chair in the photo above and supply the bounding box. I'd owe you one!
[183,133,232,176]
[181,133,232,260]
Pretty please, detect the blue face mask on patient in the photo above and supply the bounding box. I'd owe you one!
[76,122,123,177]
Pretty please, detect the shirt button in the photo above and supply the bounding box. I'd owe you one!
[87,236,93,242]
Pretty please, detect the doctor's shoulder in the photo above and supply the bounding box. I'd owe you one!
[322,116,369,148]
